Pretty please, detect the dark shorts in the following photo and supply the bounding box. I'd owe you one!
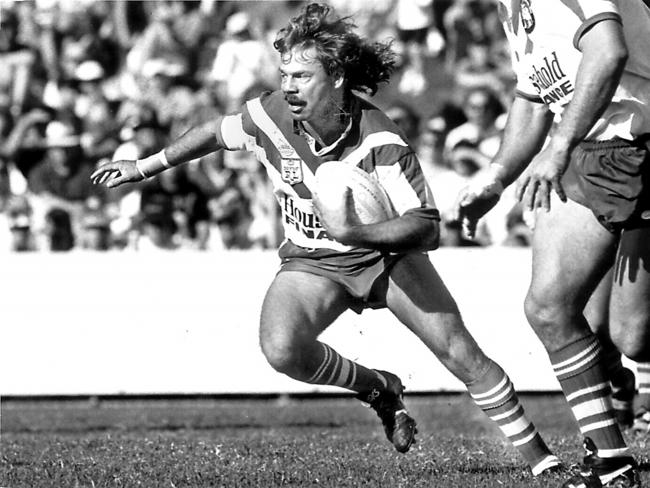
[562,136,650,233]
[278,253,404,314]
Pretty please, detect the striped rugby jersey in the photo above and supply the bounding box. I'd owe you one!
[498,0,650,140]
[219,90,438,264]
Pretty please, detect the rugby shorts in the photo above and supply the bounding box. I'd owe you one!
[278,253,404,314]
[562,135,650,233]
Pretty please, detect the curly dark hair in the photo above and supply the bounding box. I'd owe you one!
[273,3,396,96]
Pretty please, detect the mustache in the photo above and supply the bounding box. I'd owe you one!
[285,96,304,104]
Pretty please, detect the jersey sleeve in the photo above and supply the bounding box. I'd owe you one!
[571,0,620,49]
[218,93,268,151]
[219,114,248,150]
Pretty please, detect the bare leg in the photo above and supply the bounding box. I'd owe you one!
[384,253,559,475]
[526,197,627,456]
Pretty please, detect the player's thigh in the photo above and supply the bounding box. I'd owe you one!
[259,270,352,349]
[609,226,650,359]
[529,195,617,314]
[384,253,489,382]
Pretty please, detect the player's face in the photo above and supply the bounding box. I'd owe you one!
[279,46,343,124]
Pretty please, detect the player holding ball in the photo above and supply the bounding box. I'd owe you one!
[92,3,560,476]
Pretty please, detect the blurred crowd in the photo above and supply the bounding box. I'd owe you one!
[0,0,530,252]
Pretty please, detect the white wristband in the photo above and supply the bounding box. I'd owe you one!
[135,150,172,179]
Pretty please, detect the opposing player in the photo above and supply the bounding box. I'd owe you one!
[92,3,560,476]
[455,1,650,486]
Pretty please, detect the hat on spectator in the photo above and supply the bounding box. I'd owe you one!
[75,60,105,82]
[141,58,186,79]
[226,12,250,35]
[8,214,31,230]
[45,120,81,147]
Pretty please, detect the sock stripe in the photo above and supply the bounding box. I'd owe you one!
[345,362,357,390]
[500,416,535,438]
[511,427,538,447]
[552,337,599,368]
[565,382,610,403]
[531,455,561,476]
[491,403,523,422]
[553,342,602,379]
[598,447,631,458]
[336,356,351,388]
[467,361,555,472]
[307,343,331,383]
[471,374,508,399]
[550,335,626,454]
[580,418,617,434]
[323,351,341,386]
[471,376,514,409]
[572,397,614,421]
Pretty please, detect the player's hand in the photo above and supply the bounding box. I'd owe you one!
[312,188,357,244]
[90,160,143,188]
[453,182,502,239]
[515,145,568,211]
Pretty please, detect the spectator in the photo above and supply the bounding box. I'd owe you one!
[4,195,36,252]
[27,119,105,242]
[444,86,505,171]
[454,37,512,94]
[207,11,277,111]
[80,208,113,251]
[206,184,253,251]
[136,205,178,251]
[444,87,525,246]
[44,207,75,251]
[139,165,211,250]
[0,7,35,118]
[385,101,422,147]
[139,59,196,135]
[417,101,467,182]
[442,0,503,71]
[395,0,436,96]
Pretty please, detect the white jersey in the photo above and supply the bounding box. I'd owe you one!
[498,0,650,140]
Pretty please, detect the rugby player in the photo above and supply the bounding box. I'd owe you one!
[92,3,560,476]
[455,1,650,486]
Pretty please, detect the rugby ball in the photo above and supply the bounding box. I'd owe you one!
[313,161,396,224]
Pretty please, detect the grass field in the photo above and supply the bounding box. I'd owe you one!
[2,393,649,487]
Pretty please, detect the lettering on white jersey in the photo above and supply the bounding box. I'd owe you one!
[281,194,350,252]
[528,51,574,106]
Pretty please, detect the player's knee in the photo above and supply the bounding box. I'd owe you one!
[524,291,576,338]
[260,338,299,375]
[611,315,650,361]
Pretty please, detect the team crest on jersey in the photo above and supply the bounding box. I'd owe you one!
[281,157,303,184]
[521,0,535,33]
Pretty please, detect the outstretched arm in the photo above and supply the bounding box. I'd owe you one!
[454,96,553,237]
[91,116,230,188]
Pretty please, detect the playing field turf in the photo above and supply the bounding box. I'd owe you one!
[2,393,649,487]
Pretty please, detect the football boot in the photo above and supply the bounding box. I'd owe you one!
[357,370,417,453]
[562,437,640,488]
